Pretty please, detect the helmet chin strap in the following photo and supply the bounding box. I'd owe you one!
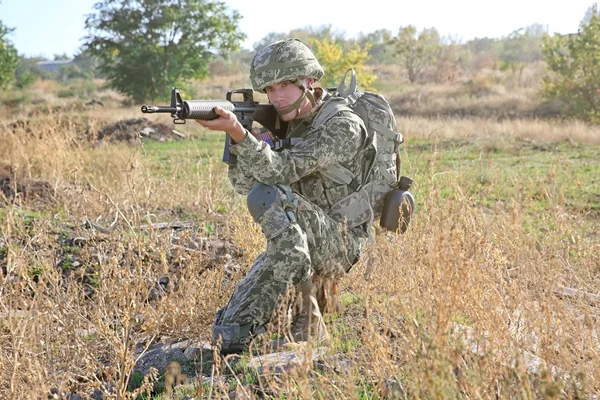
[275,80,316,118]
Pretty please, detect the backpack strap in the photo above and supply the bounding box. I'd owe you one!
[273,137,303,150]
[310,97,350,129]
[371,121,404,145]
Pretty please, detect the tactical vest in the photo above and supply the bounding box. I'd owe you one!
[273,85,401,229]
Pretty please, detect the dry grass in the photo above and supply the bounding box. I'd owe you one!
[0,76,599,399]
[397,116,600,145]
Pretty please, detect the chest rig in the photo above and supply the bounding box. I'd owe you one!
[272,97,378,229]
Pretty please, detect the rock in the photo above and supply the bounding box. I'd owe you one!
[134,338,215,375]
[183,341,214,361]
[70,237,88,247]
[147,276,171,301]
[139,127,155,136]
[315,354,354,374]
[248,346,328,374]
[85,99,104,107]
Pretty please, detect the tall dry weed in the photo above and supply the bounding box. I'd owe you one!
[0,90,598,398]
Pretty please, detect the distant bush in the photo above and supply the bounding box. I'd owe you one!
[0,91,29,108]
[541,6,600,123]
[57,88,76,98]
[0,20,18,89]
[15,69,36,89]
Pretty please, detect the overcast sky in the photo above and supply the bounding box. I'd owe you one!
[0,0,595,58]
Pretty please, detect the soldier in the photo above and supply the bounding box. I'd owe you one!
[197,38,377,354]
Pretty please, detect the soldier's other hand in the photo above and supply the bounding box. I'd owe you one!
[196,106,246,143]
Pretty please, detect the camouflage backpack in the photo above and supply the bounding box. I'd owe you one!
[314,69,404,220]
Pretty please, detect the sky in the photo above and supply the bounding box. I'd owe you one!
[0,0,596,59]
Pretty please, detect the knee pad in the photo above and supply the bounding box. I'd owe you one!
[247,183,298,240]
[247,183,278,220]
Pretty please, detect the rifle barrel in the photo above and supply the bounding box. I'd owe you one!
[140,105,177,114]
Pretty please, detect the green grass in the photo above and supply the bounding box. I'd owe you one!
[404,138,600,241]
[140,134,599,245]
[139,132,227,180]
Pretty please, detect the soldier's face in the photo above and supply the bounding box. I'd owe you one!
[265,80,312,121]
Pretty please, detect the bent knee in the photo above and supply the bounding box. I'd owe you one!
[247,183,297,240]
[247,183,278,220]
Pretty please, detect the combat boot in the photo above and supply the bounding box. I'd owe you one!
[270,280,331,350]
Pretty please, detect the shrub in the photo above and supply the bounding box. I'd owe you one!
[541,6,600,123]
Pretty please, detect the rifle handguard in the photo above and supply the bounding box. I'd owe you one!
[182,100,235,120]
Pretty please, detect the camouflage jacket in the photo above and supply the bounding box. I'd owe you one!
[228,91,375,229]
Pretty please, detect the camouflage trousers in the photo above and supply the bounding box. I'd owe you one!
[213,183,367,351]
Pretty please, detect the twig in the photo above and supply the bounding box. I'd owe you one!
[553,286,600,306]
[85,217,113,234]
[83,181,136,236]
[223,355,251,398]
[138,221,193,230]
[208,364,214,400]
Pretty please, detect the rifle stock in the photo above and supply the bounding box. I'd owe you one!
[141,87,288,164]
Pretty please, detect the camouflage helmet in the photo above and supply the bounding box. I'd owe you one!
[250,38,324,92]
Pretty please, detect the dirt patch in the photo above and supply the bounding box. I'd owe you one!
[96,117,185,144]
[0,167,54,205]
[2,116,186,145]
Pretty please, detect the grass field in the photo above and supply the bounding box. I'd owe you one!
[1,75,599,399]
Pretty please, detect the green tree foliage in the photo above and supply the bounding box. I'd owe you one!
[84,0,246,102]
[501,25,546,65]
[0,13,18,89]
[310,38,375,89]
[391,26,441,83]
[542,6,600,123]
[14,56,45,88]
[582,2,599,25]
[357,29,396,65]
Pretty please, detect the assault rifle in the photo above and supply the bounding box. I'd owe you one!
[141,87,288,164]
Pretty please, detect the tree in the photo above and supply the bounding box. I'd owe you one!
[391,26,441,83]
[311,38,375,90]
[0,12,18,89]
[541,5,600,123]
[500,25,546,65]
[84,0,246,102]
[582,2,599,25]
[53,53,71,61]
[357,29,396,65]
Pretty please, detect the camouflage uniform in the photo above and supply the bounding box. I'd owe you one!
[212,39,374,352]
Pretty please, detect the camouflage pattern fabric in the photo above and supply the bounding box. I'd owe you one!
[214,92,373,350]
[215,186,366,341]
[250,38,324,92]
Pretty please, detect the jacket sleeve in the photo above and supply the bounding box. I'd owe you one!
[227,156,258,195]
[229,112,365,186]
